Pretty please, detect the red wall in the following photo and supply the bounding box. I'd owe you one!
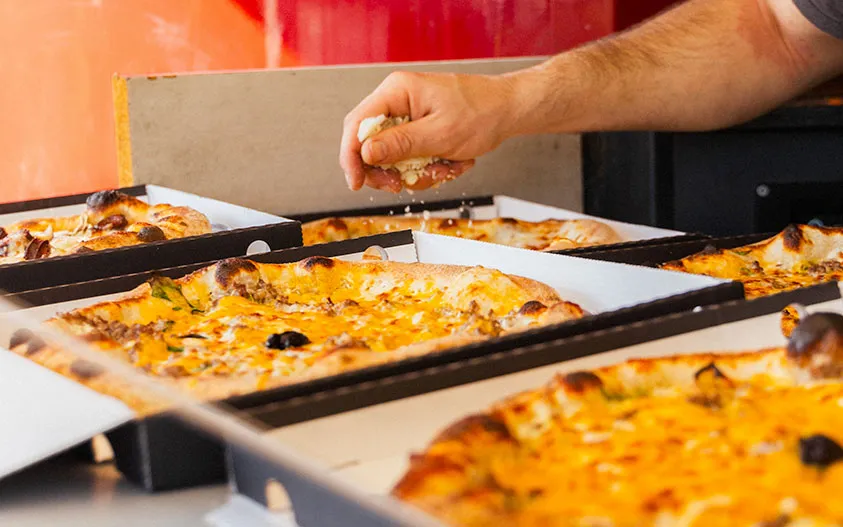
[237,0,615,65]
[615,0,679,30]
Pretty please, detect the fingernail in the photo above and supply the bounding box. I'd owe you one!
[368,140,387,163]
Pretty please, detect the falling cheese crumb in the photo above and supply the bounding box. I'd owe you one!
[357,114,438,187]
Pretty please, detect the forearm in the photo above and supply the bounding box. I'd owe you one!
[507,0,843,134]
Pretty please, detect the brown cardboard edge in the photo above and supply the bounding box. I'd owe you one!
[112,74,134,187]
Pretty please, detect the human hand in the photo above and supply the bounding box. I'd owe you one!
[340,71,519,193]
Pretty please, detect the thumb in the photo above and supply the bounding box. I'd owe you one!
[361,119,439,165]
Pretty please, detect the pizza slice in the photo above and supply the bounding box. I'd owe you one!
[661,224,843,298]
[302,216,622,251]
[9,256,584,413]
[394,312,843,526]
[0,190,212,263]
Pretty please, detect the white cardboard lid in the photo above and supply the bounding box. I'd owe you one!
[0,185,288,230]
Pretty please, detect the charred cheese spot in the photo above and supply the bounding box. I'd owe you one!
[693,362,729,382]
[438,218,457,229]
[85,190,126,211]
[518,301,547,316]
[787,312,843,377]
[500,217,518,225]
[301,256,335,270]
[782,224,805,252]
[9,329,46,356]
[561,371,603,393]
[699,244,722,256]
[69,359,104,380]
[0,227,6,240]
[691,363,735,408]
[95,214,128,231]
[74,246,95,254]
[265,331,310,350]
[326,218,348,231]
[23,238,50,260]
[432,414,513,444]
[214,258,259,287]
[137,225,167,243]
[757,515,791,527]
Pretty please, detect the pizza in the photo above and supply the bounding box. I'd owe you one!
[9,255,584,413]
[302,216,622,251]
[0,190,212,264]
[394,311,843,526]
[661,224,843,298]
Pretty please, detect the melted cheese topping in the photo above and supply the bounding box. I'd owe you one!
[661,225,843,298]
[60,262,573,385]
[303,217,622,251]
[0,193,211,263]
[398,375,843,526]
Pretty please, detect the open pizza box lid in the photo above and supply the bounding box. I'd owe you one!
[0,231,729,480]
[0,185,286,235]
[217,283,843,527]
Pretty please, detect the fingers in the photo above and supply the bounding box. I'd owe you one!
[403,160,476,191]
[340,74,415,190]
[360,160,476,193]
[361,118,444,166]
[362,168,403,194]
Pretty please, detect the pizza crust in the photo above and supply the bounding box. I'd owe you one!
[10,258,583,413]
[0,191,212,263]
[302,216,622,251]
[661,225,843,298]
[394,325,843,526]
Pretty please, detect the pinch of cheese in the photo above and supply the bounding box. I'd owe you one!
[357,114,437,186]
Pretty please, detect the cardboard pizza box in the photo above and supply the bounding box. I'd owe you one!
[290,195,689,247]
[222,282,843,527]
[0,184,301,293]
[0,231,743,489]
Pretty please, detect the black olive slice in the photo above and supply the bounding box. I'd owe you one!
[265,331,310,350]
[177,333,207,339]
[799,434,843,468]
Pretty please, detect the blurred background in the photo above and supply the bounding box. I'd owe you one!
[0,0,676,203]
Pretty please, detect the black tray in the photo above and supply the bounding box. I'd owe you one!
[0,185,302,293]
[9,231,743,491]
[227,281,842,525]
[570,232,772,266]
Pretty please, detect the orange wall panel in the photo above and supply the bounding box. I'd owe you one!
[0,0,265,203]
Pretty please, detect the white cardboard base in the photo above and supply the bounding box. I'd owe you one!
[0,232,723,479]
[261,296,843,517]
